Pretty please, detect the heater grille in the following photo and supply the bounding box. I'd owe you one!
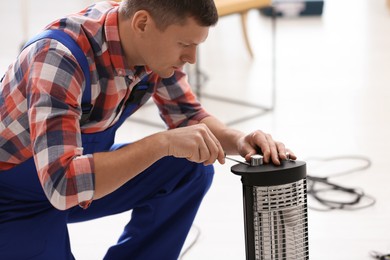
[253,179,309,260]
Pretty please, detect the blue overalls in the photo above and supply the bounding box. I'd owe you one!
[0,31,214,260]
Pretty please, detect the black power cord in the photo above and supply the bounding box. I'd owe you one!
[305,155,376,211]
[305,156,388,259]
[370,251,390,260]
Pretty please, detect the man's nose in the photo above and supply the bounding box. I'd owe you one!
[182,46,197,64]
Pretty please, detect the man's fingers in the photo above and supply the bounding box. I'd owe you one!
[248,130,295,165]
[267,135,281,165]
[181,124,224,165]
[202,126,225,165]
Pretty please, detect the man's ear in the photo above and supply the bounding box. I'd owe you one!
[131,10,152,34]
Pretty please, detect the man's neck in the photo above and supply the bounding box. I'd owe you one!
[118,12,144,68]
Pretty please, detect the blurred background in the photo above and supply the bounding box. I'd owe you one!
[1,0,390,259]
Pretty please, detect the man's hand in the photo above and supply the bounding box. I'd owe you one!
[238,130,297,165]
[163,124,225,165]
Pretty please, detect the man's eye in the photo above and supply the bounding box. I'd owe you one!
[179,42,190,48]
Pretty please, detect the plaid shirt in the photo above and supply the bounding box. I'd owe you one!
[0,1,209,210]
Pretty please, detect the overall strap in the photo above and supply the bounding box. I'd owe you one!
[22,30,92,124]
[126,75,150,106]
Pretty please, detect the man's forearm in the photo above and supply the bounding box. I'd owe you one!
[93,132,167,200]
[92,117,236,200]
[200,116,244,155]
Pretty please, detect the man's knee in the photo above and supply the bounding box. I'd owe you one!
[148,157,215,197]
[194,163,214,192]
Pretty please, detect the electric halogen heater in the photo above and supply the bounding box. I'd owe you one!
[231,155,309,260]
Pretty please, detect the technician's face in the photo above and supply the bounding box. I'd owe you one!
[143,17,209,78]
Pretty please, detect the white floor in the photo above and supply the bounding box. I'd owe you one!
[1,0,390,259]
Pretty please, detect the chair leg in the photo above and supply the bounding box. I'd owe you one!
[240,11,254,58]
[20,0,29,47]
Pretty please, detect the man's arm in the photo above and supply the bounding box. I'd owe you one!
[92,115,296,200]
[93,132,166,200]
[93,123,225,200]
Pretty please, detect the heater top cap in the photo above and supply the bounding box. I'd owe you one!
[231,160,306,186]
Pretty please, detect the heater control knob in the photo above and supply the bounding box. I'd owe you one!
[250,154,263,166]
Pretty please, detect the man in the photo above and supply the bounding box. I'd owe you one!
[0,0,296,259]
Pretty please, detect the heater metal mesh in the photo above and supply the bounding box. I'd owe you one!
[252,178,309,260]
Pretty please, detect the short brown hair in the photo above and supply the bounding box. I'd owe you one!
[119,0,219,30]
